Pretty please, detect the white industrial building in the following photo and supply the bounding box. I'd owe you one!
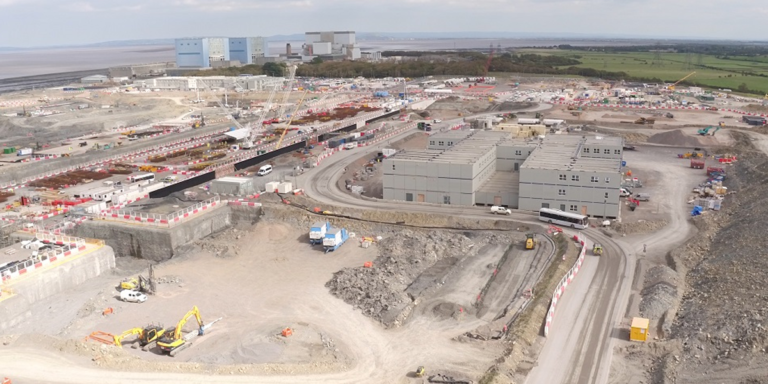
[302,31,361,60]
[383,131,625,218]
[228,37,267,64]
[136,75,284,91]
[80,75,109,84]
[176,37,264,68]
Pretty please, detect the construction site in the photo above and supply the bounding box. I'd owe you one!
[1,67,768,384]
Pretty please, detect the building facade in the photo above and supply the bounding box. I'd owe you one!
[175,38,210,68]
[303,31,361,60]
[137,75,284,91]
[228,37,267,64]
[382,131,625,218]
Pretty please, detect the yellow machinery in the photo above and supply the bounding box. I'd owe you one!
[138,165,159,172]
[593,243,603,256]
[113,326,165,348]
[157,306,205,356]
[668,71,696,91]
[525,234,536,250]
[121,130,136,136]
[415,366,425,377]
[275,91,309,150]
[117,276,150,293]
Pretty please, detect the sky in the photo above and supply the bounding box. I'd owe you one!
[0,0,766,47]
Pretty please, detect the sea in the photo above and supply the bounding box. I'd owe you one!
[0,38,648,80]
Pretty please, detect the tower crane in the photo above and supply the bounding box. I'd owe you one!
[668,71,696,91]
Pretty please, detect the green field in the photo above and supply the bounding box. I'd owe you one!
[520,49,768,94]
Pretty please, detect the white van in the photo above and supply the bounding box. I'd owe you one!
[257,165,273,176]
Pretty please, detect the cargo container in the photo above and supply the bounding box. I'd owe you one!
[16,148,32,156]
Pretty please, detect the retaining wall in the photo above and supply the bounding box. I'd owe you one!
[0,245,115,332]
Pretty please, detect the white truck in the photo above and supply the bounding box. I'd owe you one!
[16,148,32,156]
[490,206,512,215]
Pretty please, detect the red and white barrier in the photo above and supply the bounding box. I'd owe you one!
[544,234,588,337]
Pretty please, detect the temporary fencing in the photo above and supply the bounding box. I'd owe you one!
[554,101,768,118]
[0,233,89,283]
[101,196,220,227]
[543,234,588,337]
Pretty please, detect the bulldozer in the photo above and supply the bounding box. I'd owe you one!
[525,234,536,250]
[634,117,655,125]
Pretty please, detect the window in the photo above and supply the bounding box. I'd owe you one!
[559,174,566,181]
[604,149,610,154]
[542,203,550,209]
[558,189,566,196]
[591,176,599,183]
[429,141,435,146]
[443,195,451,204]
[392,164,396,170]
[614,149,621,155]
[605,192,609,199]
[560,204,566,211]
[438,141,444,146]
[583,147,589,153]
[593,148,599,153]
[448,141,453,146]
[515,150,522,155]
[569,205,578,211]
[571,175,580,181]
[406,193,413,201]
[605,177,610,183]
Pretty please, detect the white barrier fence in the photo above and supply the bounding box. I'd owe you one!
[544,234,588,337]
[0,233,89,283]
[101,196,220,227]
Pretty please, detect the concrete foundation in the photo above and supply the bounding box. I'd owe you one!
[0,245,115,332]
[75,204,262,262]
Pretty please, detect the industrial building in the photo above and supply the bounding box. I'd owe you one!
[210,177,255,196]
[108,62,176,79]
[382,131,625,218]
[136,75,284,92]
[80,75,109,84]
[302,31,361,60]
[228,37,268,65]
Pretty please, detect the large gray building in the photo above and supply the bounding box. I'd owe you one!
[382,131,625,218]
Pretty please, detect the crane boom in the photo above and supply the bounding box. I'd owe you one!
[669,71,696,91]
[276,90,309,149]
[274,64,298,123]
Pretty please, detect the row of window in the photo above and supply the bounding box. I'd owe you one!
[583,147,622,155]
[514,150,532,156]
[429,140,455,146]
[558,174,611,183]
[558,189,610,199]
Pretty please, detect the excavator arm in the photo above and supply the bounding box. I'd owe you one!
[157,306,204,353]
[113,328,143,348]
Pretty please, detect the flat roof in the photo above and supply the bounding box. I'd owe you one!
[631,317,650,329]
[521,135,622,173]
[224,128,250,140]
[395,131,512,164]
[216,177,250,184]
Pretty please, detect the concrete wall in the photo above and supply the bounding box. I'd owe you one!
[0,245,115,332]
[75,205,261,262]
[475,190,518,207]
[518,167,621,217]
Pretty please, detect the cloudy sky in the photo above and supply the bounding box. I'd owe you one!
[0,0,766,47]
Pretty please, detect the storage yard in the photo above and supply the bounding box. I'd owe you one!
[1,71,768,384]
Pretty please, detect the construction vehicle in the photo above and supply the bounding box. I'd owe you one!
[415,366,426,377]
[525,234,536,250]
[634,117,655,125]
[121,130,136,136]
[117,276,151,293]
[668,71,696,91]
[628,198,640,211]
[275,90,309,150]
[138,165,159,172]
[698,125,721,136]
[323,227,349,253]
[593,243,603,256]
[157,306,205,356]
[309,221,331,245]
[113,326,165,348]
[665,112,674,118]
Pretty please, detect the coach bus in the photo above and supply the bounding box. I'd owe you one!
[538,208,588,229]
[128,173,155,183]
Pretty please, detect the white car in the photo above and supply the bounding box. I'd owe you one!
[344,143,357,150]
[490,206,512,215]
[120,290,147,303]
[433,119,442,123]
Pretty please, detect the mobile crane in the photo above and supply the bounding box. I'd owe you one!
[668,71,696,91]
[275,90,309,149]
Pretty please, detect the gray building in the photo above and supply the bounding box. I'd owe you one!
[109,62,175,79]
[382,131,624,218]
[518,135,624,218]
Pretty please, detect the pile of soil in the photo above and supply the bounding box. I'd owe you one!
[647,129,706,147]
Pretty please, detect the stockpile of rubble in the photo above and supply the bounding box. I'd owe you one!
[639,265,680,321]
[667,132,768,378]
[326,229,505,327]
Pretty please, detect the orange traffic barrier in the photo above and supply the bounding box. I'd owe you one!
[363,262,373,268]
[3,377,11,384]
[281,328,293,337]
[102,307,114,316]
[85,331,115,345]
[313,207,322,213]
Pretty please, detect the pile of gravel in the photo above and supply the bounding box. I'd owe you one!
[326,229,503,327]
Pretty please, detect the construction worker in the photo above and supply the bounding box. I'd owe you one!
[643,244,647,253]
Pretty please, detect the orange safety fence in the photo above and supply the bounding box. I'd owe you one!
[85,331,115,345]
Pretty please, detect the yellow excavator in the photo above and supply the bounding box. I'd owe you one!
[113,326,165,348]
[117,276,150,293]
[157,306,205,356]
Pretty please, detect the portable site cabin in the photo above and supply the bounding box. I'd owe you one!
[630,317,650,342]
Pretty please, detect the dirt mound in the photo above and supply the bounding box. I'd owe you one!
[326,229,504,327]
[612,219,668,235]
[647,129,706,147]
[640,265,679,321]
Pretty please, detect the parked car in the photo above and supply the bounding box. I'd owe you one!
[120,290,147,303]
[490,206,512,215]
[433,119,442,123]
[344,143,357,150]
[623,145,636,151]
[634,193,651,202]
[620,188,632,197]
